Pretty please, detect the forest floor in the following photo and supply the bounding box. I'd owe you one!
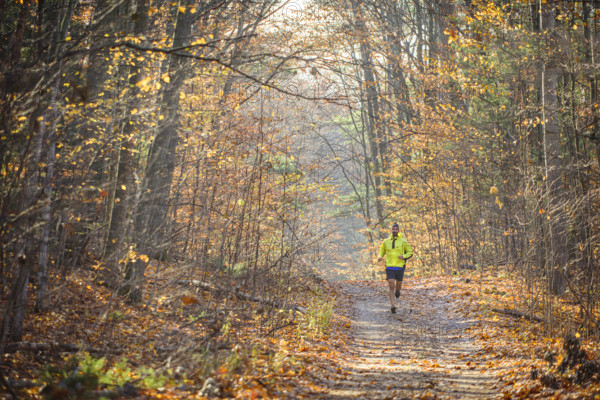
[3,269,600,399]
[293,274,600,400]
[299,279,498,399]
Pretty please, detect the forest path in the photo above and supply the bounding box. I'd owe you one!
[307,279,499,399]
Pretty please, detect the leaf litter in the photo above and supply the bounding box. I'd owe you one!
[3,268,600,399]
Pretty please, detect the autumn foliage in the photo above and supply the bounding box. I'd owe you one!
[1,0,600,398]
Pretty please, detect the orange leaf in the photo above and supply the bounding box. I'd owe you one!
[181,295,199,305]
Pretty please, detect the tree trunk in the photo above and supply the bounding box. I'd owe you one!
[541,3,567,295]
[86,0,123,100]
[35,88,59,312]
[3,77,50,342]
[349,0,386,229]
[130,0,195,298]
[7,254,30,342]
[0,0,6,23]
[0,255,27,350]
[85,0,126,266]
[2,0,31,68]
[36,0,75,312]
[100,0,149,300]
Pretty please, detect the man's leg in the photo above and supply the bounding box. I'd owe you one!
[395,280,403,297]
[387,278,397,307]
[386,269,399,313]
[394,268,405,298]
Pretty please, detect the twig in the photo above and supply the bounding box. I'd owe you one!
[491,308,543,322]
[3,341,119,354]
[263,321,297,337]
[177,280,307,314]
[8,379,41,389]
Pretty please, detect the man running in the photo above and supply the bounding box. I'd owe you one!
[378,223,413,313]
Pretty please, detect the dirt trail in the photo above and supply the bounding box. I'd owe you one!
[307,280,499,399]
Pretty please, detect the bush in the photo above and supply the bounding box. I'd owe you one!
[299,290,334,339]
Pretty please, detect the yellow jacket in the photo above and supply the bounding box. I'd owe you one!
[379,234,413,269]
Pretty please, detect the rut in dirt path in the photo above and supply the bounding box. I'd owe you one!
[308,280,499,400]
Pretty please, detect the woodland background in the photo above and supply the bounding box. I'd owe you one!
[1,0,600,397]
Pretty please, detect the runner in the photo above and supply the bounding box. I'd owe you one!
[378,223,413,313]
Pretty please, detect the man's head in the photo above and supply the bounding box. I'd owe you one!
[391,223,399,237]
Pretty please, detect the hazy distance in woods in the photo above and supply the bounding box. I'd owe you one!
[1,0,600,345]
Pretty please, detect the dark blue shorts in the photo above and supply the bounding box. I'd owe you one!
[386,268,405,281]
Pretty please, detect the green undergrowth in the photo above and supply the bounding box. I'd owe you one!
[39,352,171,397]
[298,288,334,339]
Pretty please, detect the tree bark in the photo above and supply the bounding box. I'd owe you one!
[349,0,386,229]
[86,0,124,100]
[2,0,31,67]
[2,63,52,340]
[35,90,59,313]
[129,0,195,299]
[541,2,567,295]
[7,255,29,342]
[35,0,75,312]
[101,0,149,299]
[0,255,26,350]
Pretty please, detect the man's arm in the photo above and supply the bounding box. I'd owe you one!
[403,240,413,260]
[378,241,386,262]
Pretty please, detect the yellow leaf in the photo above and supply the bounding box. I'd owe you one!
[121,185,126,190]
[138,76,152,88]
[556,354,564,365]
[178,6,186,13]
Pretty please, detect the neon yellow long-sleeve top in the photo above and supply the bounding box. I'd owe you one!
[379,234,413,269]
